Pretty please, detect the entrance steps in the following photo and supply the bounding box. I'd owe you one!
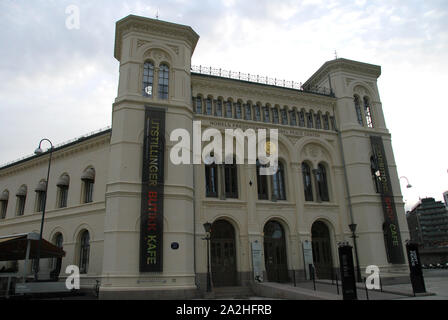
[211,286,254,299]
[252,282,339,300]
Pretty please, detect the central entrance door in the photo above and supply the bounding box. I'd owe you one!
[211,220,237,287]
[311,221,333,279]
[264,220,289,282]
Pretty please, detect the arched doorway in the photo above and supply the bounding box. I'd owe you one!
[311,221,333,279]
[263,220,289,282]
[211,220,237,287]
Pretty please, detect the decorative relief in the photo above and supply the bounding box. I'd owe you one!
[137,39,151,48]
[143,48,171,64]
[353,85,369,97]
[166,44,179,55]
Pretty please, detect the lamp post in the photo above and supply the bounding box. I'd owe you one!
[34,138,54,281]
[399,176,412,189]
[348,223,362,282]
[202,222,212,292]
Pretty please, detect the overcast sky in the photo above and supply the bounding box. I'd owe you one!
[1,0,447,211]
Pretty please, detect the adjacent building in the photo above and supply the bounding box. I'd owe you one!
[406,197,448,264]
[0,15,410,299]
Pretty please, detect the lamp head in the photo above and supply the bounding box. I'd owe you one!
[34,147,43,155]
[203,222,212,234]
[406,184,412,189]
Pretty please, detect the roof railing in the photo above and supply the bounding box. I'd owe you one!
[191,65,334,96]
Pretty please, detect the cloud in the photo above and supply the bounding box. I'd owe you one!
[0,0,447,207]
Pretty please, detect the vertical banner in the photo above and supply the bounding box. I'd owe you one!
[338,245,357,300]
[140,106,165,272]
[370,136,405,264]
[405,242,426,294]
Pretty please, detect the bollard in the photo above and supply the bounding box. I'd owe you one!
[379,275,383,292]
[293,270,296,287]
[364,277,369,300]
[336,273,339,295]
[312,266,316,291]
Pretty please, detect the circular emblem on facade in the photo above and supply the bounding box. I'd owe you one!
[171,242,179,250]
[264,141,277,155]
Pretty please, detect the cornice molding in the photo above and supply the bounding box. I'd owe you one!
[114,15,199,61]
[304,58,381,89]
[0,133,110,177]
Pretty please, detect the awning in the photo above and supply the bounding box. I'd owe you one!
[16,185,27,197]
[56,174,70,187]
[0,190,8,201]
[0,233,65,261]
[35,180,47,192]
[81,168,95,181]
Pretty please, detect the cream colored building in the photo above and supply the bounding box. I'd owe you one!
[0,15,410,299]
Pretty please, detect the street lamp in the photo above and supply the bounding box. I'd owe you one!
[202,222,212,292]
[399,176,412,189]
[34,138,54,281]
[348,223,362,282]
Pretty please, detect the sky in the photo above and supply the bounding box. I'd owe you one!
[0,0,447,211]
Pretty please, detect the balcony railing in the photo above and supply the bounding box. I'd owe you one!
[191,65,334,97]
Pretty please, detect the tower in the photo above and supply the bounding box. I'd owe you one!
[304,58,410,273]
[100,15,199,299]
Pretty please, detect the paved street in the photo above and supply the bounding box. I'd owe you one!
[389,269,448,300]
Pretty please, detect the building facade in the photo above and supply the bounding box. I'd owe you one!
[0,15,410,299]
[406,197,448,264]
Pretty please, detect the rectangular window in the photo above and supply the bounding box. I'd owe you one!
[306,113,313,128]
[256,163,268,200]
[315,114,322,129]
[224,164,238,198]
[205,165,218,198]
[195,97,202,114]
[36,191,46,212]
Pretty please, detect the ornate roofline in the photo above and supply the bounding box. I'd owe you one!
[114,15,200,61]
[303,58,381,89]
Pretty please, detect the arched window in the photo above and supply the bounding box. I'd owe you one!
[57,174,70,208]
[35,180,47,212]
[302,163,313,201]
[315,113,322,129]
[272,108,279,124]
[370,156,381,193]
[323,113,330,130]
[79,230,90,274]
[363,97,374,128]
[158,64,169,99]
[142,61,154,97]
[235,102,242,119]
[215,99,223,117]
[224,160,238,199]
[256,160,268,200]
[354,95,363,126]
[16,185,27,216]
[298,110,305,127]
[244,103,252,120]
[263,106,270,123]
[316,163,329,202]
[289,110,297,126]
[81,168,95,203]
[205,97,212,115]
[306,112,314,128]
[272,162,286,200]
[254,104,261,121]
[0,190,9,219]
[205,162,218,198]
[281,109,288,125]
[195,96,203,114]
[225,100,233,118]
